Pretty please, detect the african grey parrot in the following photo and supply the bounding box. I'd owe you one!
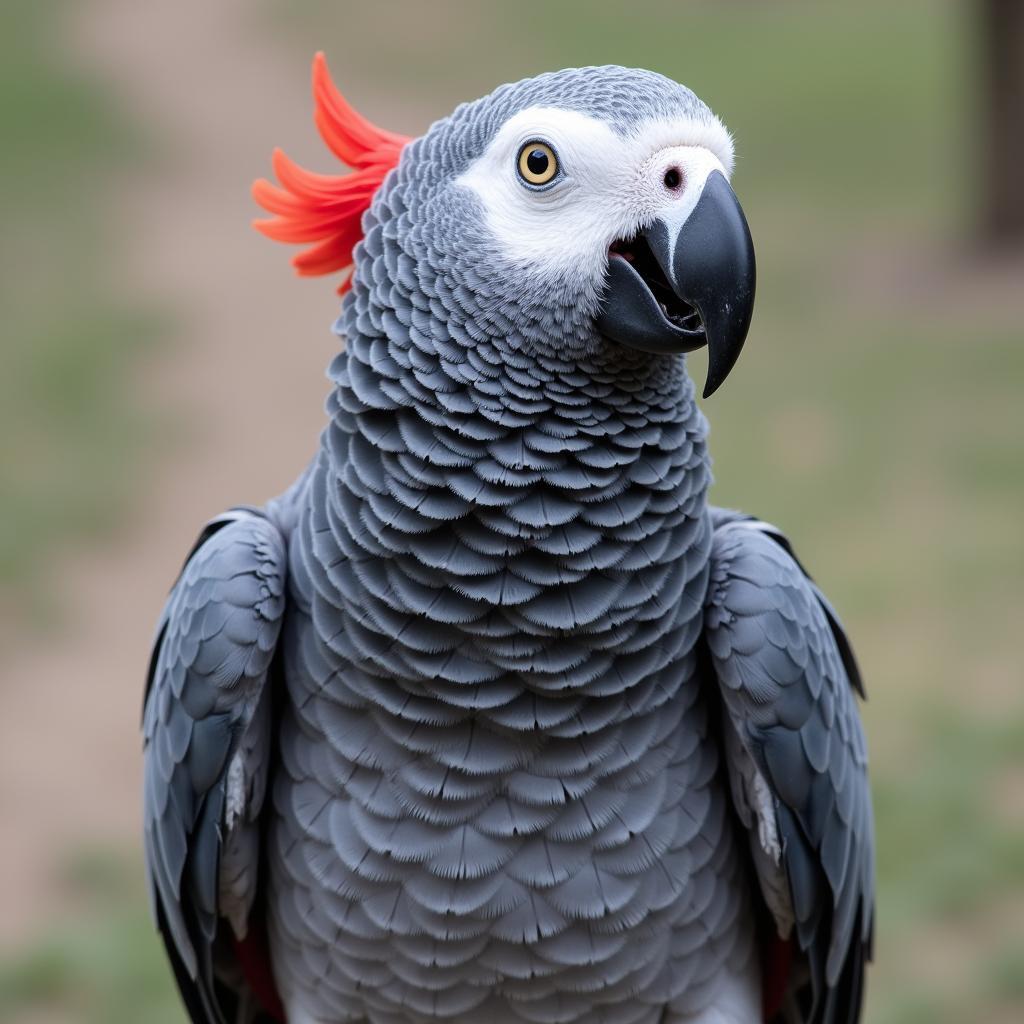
[143,56,873,1024]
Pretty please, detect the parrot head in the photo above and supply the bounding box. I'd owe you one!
[255,57,755,397]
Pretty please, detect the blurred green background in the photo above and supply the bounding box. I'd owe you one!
[1,1,1021,1022]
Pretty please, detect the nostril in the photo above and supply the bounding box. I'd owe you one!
[663,167,682,191]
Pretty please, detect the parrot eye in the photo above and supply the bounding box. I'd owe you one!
[516,141,559,187]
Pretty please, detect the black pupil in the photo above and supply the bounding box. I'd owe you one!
[526,149,550,176]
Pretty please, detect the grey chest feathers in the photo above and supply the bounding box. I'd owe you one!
[260,323,756,1022]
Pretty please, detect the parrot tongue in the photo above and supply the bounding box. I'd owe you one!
[606,235,707,339]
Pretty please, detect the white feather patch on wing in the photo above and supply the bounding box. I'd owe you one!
[722,712,795,940]
[219,697,270,940]
[752,769,782,865]
[224,749,247,831]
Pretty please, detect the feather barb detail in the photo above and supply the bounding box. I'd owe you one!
[252,53,410,294]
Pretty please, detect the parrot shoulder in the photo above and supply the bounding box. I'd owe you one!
[143,507,287,1024]
[703,508,874,1024]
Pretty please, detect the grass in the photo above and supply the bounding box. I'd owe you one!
[0,850,181,1024]
[3,1,1022,1022]
[0,0,161,614]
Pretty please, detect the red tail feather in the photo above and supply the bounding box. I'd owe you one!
[233,926,285,1022]
[252,52,410,294]
[761,934,794,1021]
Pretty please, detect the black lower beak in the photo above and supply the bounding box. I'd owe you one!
[596,170,756,398]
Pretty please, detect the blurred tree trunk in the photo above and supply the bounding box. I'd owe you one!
[980,0,1024,247]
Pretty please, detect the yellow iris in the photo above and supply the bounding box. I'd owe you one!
[517,142,558,185]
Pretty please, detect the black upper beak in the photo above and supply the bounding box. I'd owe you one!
[596,170,756,398]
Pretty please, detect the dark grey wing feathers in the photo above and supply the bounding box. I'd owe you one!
[143,508,286,1024]
[710,511,865,700]
[705,508,874,1024]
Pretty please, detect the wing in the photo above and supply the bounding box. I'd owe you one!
[143,508,286,1024]
[704,509,874,1024]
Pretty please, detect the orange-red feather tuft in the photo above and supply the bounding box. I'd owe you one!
[252,52,410,294]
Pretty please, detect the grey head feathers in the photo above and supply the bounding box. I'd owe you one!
[353,66,730,361]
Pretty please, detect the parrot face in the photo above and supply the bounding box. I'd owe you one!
[410,66,756,394]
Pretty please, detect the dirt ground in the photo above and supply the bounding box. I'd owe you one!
[0,0,346,950]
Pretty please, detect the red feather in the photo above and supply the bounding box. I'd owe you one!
[761,933,794,1021]
[252,52,410,294]
[233,925,286,1022]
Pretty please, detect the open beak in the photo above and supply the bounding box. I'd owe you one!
[596,170,756,398]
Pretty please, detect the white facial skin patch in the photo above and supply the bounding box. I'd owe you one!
[456,106,735,308]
